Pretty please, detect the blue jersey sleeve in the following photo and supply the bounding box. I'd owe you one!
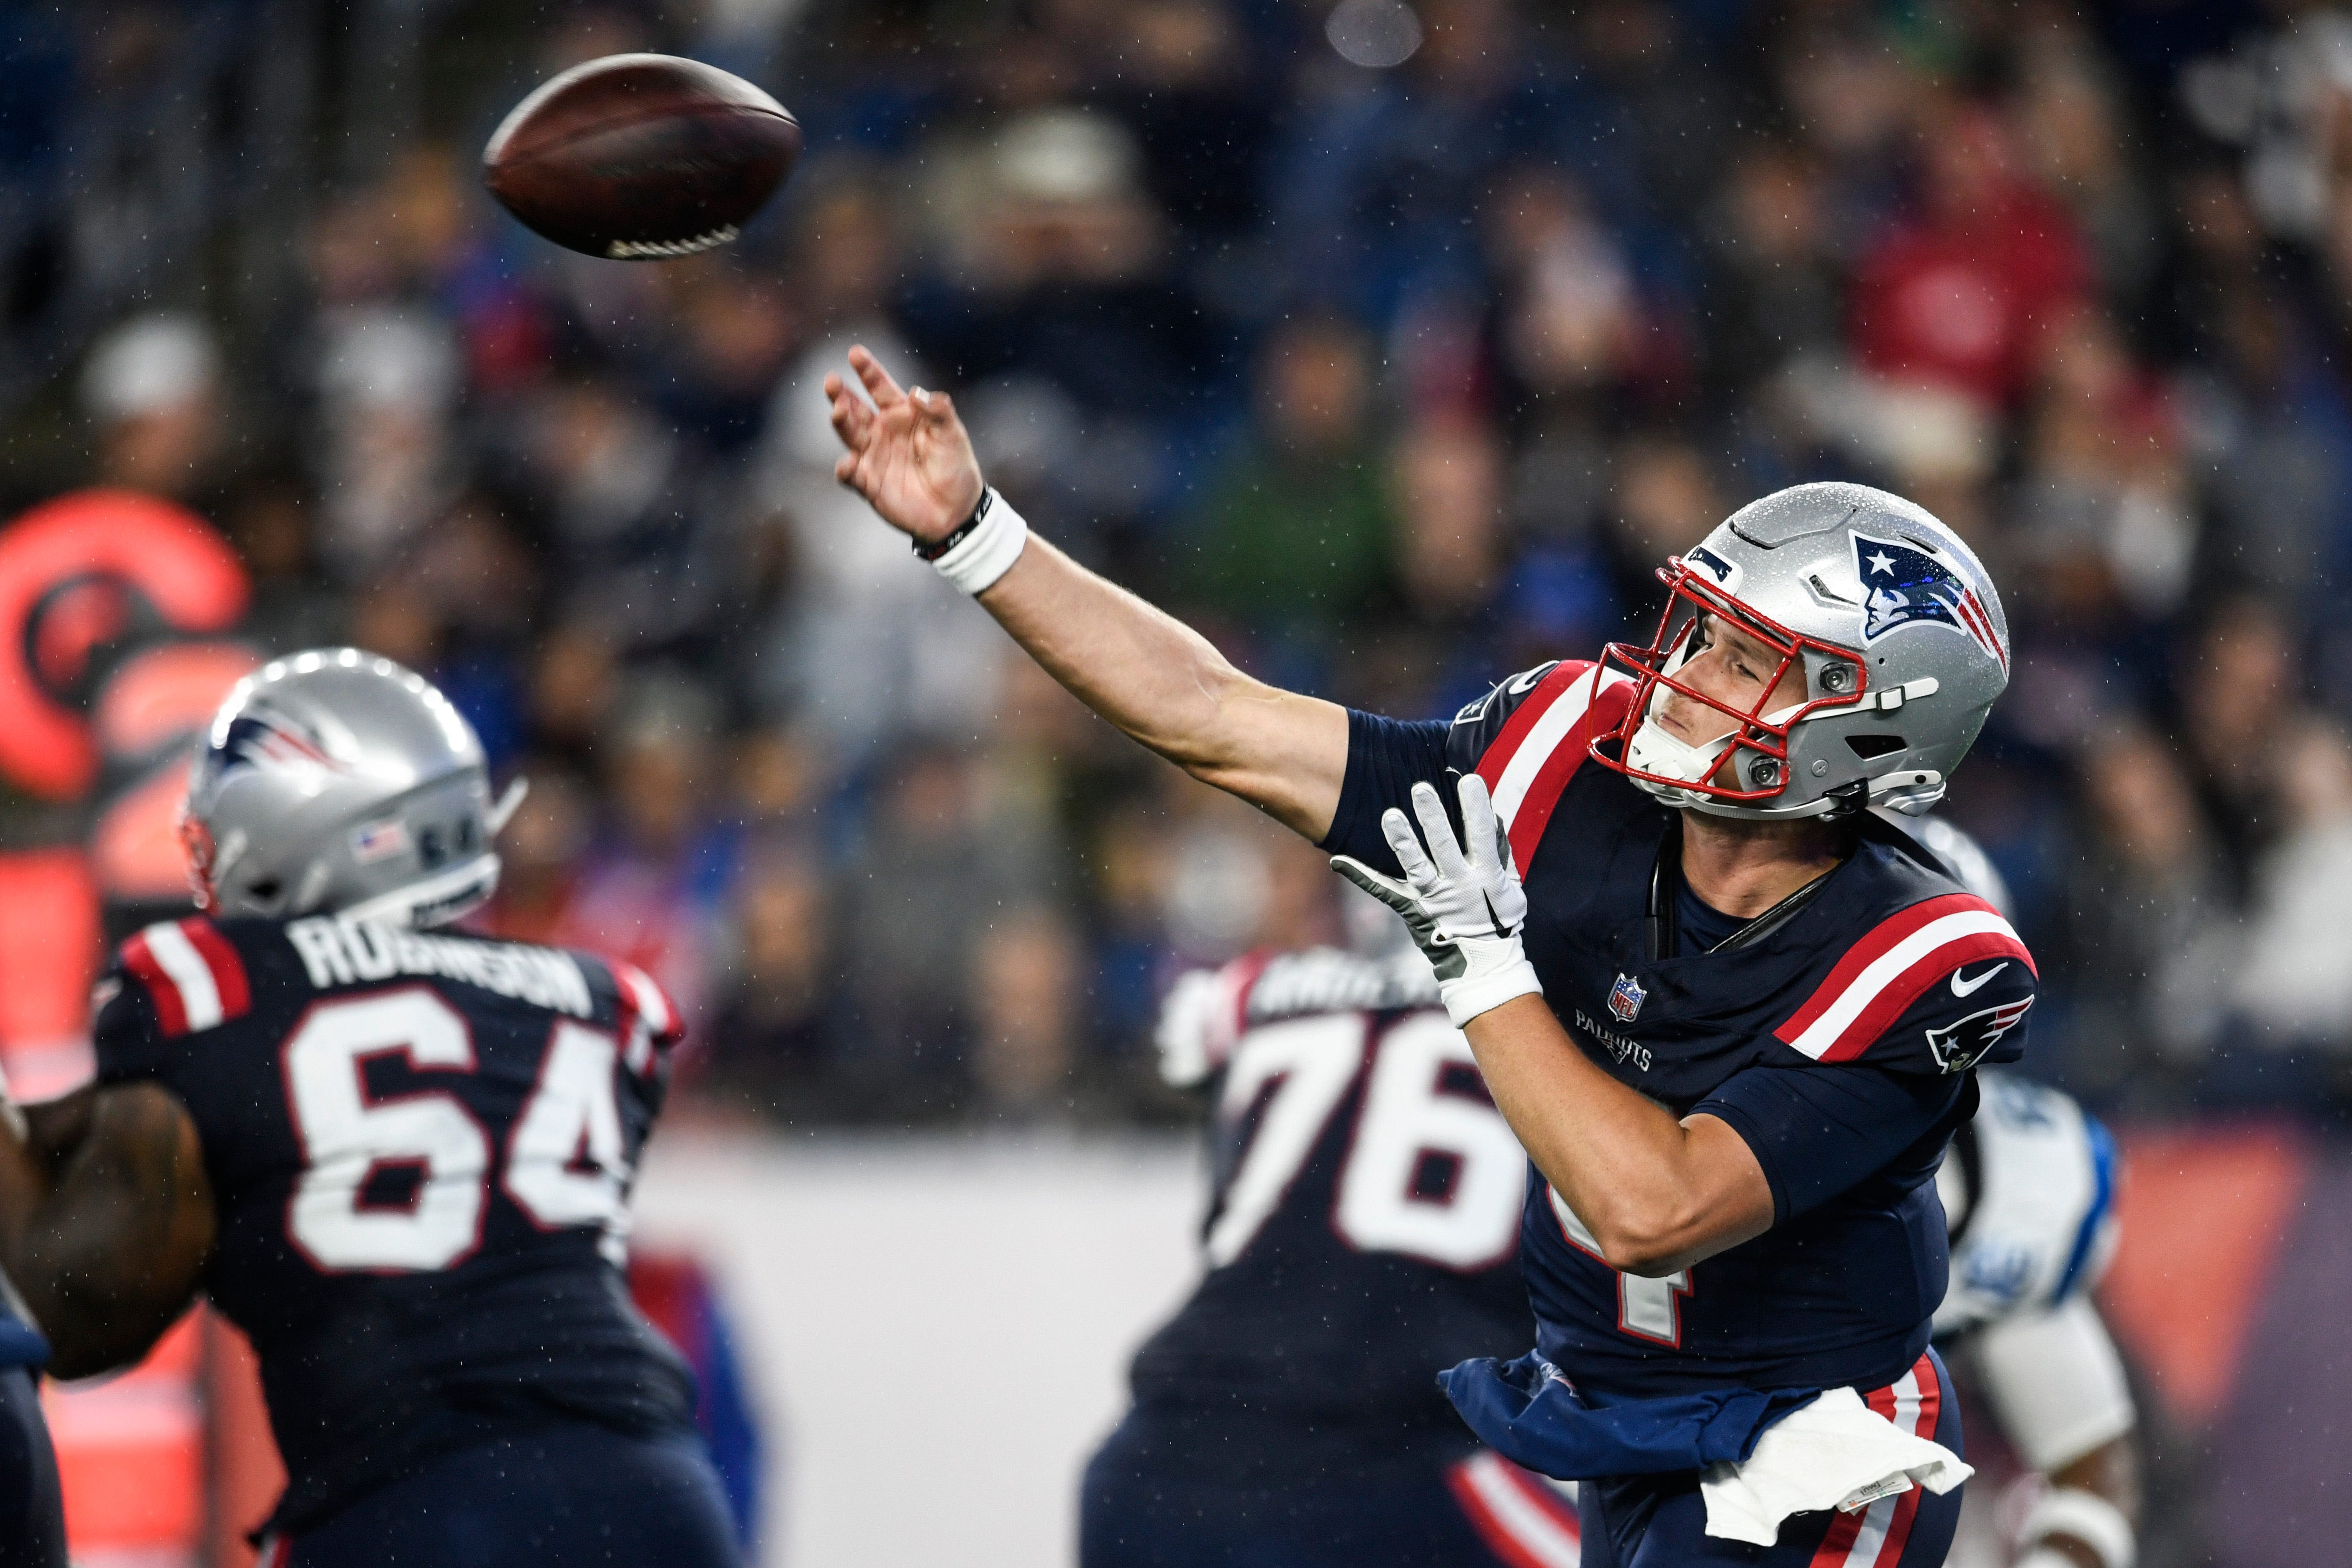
[1692,1063,1970,1227]
[90,960,167,1085]
[1318,710,1452,874]
[1319,662,1582,875]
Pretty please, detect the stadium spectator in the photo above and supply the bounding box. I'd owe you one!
[80,313,223,500]
[1176,314,1396,650]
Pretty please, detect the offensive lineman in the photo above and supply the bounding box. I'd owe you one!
[0,652,740,1568]
[828,347,2029,1564]
[1085,921,1580,1568]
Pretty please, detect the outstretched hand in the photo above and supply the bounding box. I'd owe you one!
[825,345,985,545]
[1331,774,1542,1029]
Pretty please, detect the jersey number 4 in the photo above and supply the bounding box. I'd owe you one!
[282,988,629,1272]
[1205,1012,1522,1271]
[1548,1186,1692,1345]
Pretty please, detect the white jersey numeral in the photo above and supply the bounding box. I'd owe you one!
[285,989,490,1271]
[1548,1185,1691,1345]
[284,991,630,1273]
[503,1020,631,1263]
[1208,1011,1524,1271]
[1205,1015,1363,1268]
[1335,1013,1523,1269]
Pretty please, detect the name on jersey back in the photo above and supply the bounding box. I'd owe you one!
[285,918,594,1017]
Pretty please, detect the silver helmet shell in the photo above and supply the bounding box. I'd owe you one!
[183,649,514,927]
[1594,481,2010,820]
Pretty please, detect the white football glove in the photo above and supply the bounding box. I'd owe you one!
[1331,775,1542,1029]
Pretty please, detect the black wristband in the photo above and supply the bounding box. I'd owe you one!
[914,488,993,562]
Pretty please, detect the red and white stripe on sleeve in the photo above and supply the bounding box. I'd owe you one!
[1772,894,2034,1064]
[612,960,683,1075]
[120,918,252,1037]
[1474,661,1635,873]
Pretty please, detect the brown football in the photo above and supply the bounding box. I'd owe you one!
[483,54,801,260]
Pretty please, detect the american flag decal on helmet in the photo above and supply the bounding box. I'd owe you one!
[1854,531,2006,671]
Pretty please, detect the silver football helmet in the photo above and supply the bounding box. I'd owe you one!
[182,649,526,927]
[1593,481,2010,819]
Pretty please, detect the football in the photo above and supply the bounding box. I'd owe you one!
[482,53,801,260]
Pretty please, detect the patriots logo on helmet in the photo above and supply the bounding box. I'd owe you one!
[1925,996,2034,1074]
[209,707,344,783]
[1854,532,2007,670]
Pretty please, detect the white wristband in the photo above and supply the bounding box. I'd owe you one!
[1441,954,1544,1029]
[2019,1488,2134,1568]
[927,487,1029,595]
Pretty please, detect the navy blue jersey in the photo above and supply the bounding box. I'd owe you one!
[1322,661,2037,1401]
[1126,949,1535,1476]
[92,914,698,1535]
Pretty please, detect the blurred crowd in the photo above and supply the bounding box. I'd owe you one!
[8,0,2352,1127]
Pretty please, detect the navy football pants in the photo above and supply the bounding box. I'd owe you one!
[0,1368,65,1568]
[1577,1349,1963,1568]
[1082,1411,1583,1568]
[276,1425,741,1568]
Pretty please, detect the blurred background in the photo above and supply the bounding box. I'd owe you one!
[0,0,2348,1563]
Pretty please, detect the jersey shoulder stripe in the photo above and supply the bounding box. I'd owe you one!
[607,958,685,1075]
[1472,661,1635,869]
[1773,893,2035,1064]
[121,917,252,1037]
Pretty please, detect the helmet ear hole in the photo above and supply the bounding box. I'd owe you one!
[1846,733,1907,761]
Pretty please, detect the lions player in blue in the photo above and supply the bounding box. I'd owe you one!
[0,652,740,1568]
[1088,927,1580,1568]
[828,346,2031,1565]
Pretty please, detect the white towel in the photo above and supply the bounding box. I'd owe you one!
[1698,1386,1972,1545]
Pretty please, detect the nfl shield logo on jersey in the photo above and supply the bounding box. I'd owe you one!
[1608,972,1647,1023]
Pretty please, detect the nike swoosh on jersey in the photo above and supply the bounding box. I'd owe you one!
[1950,962,2009,998]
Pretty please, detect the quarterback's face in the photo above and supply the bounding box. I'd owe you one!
[1658,613,1808,753]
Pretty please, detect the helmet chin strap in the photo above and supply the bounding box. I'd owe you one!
[1626,636,1735,794]
[1626,681,1824,814]
[1625,717,1736,793]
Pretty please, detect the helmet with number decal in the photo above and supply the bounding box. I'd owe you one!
[181,648,526,926]
[1591,481,2009,819]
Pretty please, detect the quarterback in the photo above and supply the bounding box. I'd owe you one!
[831,347,2037,1565]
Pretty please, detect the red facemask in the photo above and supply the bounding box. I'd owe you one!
[1590,556,1869,806]
[179,806,218,911]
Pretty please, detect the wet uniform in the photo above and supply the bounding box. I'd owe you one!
[1323,661,2039,1567]
[93,914,737,1567]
